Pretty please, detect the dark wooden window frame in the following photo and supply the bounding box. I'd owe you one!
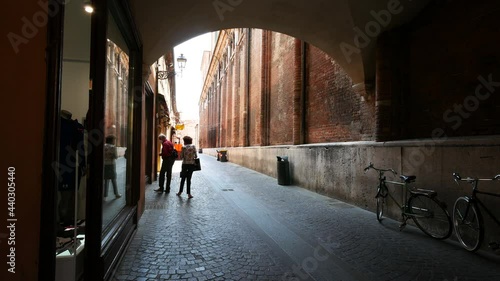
[40,0,143,280]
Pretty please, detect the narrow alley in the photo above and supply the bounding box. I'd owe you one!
[112,155,500,281]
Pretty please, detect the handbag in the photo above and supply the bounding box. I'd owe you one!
[193,158,201,171]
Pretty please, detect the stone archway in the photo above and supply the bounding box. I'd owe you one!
[131,0,430,85]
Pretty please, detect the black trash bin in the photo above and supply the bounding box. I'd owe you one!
[219,150,228,162]
[277,156,290,185]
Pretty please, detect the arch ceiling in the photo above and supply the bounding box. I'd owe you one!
[131,0,430,84]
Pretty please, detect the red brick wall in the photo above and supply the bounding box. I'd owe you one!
[221,67,228,147]
[248,29,264,146]
[200,1,500,147]
[199,29,377,148]
[305,45,364,143]
[224,62,232,147]
[200,83,218,148]
[227,60,234,146]
[374,29,409,141]
[231,53,241,147]
[212,87,219,148]
[401,0,500,138]
[269,32,296,145]
[199,96,209,148]
[220,53,241,147]
[237,39,248,147]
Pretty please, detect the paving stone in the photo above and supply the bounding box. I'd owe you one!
[111,155,500,281]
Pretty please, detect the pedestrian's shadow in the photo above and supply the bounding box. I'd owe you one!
[176,195,194,207]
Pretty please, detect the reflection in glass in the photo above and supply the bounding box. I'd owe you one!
[55,0,91,280]
[102,32,129,229]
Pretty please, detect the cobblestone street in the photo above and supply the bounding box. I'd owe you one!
[112,154,500,281]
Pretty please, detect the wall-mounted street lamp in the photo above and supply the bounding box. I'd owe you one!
[176,54,187,77]
[157,53,188,80]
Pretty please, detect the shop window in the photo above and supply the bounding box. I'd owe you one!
[55,0,91,280]
[102,12,131,230]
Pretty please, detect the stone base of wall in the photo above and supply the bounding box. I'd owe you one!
[206,136,500,248]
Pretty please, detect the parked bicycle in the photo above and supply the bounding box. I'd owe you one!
[364,163,452,239]
[452,173,500,252]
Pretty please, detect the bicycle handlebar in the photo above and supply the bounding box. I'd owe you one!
[363,162,373,172]
[364,162,397,175]
[453,172,500,182]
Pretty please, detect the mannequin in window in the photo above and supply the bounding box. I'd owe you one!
[104,135,121,198]
[58,110,85,225]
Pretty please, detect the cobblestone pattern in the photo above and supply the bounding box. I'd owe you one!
[211,162,500,281]
[112,156,500,281]
[112,165,296,281]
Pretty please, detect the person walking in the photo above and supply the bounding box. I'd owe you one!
[174,141,183,160]
[104,135,121,198]
[177,136,197,199]
[155,134,176,193]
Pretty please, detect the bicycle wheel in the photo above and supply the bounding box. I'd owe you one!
[453,197,483,251]
[376,194,385,222]
[408,194,452,239]
[376,184,387,222]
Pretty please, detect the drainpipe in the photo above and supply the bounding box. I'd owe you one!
[293,39,305,145]
[261,30,271,146]
[301,41,307,144]
[154,60,159,180]
[218,80,222,148]
[245,28,251,147]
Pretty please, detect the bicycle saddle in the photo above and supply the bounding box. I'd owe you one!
[400,175,416,183]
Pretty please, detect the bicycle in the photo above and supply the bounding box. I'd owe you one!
[452,173,500,252]
[364,163,452,239]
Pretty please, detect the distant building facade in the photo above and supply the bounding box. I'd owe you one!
[199,28,376,149]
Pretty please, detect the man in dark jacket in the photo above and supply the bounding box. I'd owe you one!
[155,134,176,193]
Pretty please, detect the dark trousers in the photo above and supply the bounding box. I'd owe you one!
[159,156,176,191]
[58,191,75,225]
[179,164,195,194]
[104,178,119,197]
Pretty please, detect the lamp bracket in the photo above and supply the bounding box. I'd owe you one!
[157,70,176,80]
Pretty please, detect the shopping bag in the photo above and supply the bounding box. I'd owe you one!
[193,158,201,171]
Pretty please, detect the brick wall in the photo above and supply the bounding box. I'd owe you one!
[237,39,248,147]
[378,0,500,140]
[305,45,366,143]
[248,29,264,146]
[269,32,296,145]
[199,98,208,148]
[200,84,219,148]
[200,2,499,147]
[200,29,378,147]
[227,61,233,147]
[231,52,241,147]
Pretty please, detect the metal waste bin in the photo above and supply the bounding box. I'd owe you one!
[277,156,290,185]
[219,150,228,162]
